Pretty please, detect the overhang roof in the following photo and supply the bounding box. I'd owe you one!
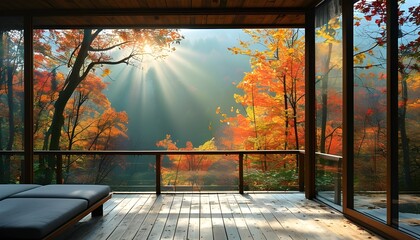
[0,0,322,29]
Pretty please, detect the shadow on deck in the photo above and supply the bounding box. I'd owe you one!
[58,193,384,240]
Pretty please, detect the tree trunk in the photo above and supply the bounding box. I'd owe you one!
[320,43,333,153]
[5,66,15,183]
[399,77,412,189]
[283,74,289,150]
[42,29,93,184]
[0,31,5,182]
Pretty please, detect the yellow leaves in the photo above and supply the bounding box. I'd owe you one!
[354,52,366,64]
[216,106,221,114]
[406,72,420,90]
[198,138,217,150]
[234,94,244,103]
[101,68,111,77]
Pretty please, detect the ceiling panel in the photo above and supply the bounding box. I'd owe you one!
[0,0,321,28]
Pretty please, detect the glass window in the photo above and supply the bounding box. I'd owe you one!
[314,0,343,207]
[353,0,388,222]
[398,0,420,237]
[0,17,25,183]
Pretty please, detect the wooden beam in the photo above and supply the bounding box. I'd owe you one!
[342,0,354,211]
[304,8,316,199]
[23,16,34,184]
[386,0,399,228]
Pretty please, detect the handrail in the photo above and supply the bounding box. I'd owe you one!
[0,149,301,155]
[315,152,342,161]
[315,151,342,205]
[0,149,304,194]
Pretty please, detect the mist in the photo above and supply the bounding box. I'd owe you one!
[105,29,252,150]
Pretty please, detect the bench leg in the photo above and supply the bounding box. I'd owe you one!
[91,205,103,217]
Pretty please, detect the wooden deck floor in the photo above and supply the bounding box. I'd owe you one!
[58,193,384,240]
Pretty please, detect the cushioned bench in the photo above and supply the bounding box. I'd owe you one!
[0,184,112,240]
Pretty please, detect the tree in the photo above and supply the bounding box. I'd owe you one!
[156,134,221,190]
[34,29,183,183]
[315,15,343,154]
[0,29,24,183]
[355,0,420,189]
[219,29,305,171]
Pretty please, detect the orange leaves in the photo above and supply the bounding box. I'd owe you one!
[222,29,306,152]
[101,68,111,77]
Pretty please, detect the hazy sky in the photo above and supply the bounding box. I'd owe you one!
[105,29,252,150]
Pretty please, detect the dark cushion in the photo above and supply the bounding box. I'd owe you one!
[10,184,111,206]
[0,184,41,201]
[0,198,88,239]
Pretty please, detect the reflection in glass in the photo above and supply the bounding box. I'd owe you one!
[0,17,24,183]
[353,1,387,222]
[314,0,343,207]
[398,0,420,237]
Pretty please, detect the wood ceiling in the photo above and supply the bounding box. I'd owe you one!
[0,0,322,29]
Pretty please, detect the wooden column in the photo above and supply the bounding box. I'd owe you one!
[386,0,399,227]
[342,0,354,211]
[304,8,316,199]
[23,15,34,184]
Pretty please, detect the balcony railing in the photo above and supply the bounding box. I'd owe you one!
[315,152,342,205]
[1,150,305,194]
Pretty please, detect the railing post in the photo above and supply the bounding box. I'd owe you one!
[298,152,305,192]
[334,157,342,205]
[56,154,63,184]
[156,154,161,195]
[239,153,244,194]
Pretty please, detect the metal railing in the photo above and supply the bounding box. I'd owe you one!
[1,149,305,194]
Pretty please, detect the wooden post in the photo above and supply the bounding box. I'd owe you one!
[334,158,342,205]
[239,153,244,194]
[23,15,34,184]
[156,154,161,195]
[298,152,305,192]
[386,0,399,227]
[305,8,316,199]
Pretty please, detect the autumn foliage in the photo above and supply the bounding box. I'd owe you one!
[157,29,305,190]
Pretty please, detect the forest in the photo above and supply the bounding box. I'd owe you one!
[0,1,418,199]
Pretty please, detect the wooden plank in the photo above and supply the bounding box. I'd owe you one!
[133,195,165,239]
[209,194,227,240]
[200,194,213,239]
[90,195,141,240]
[106,194,150,240]
[160,194,183,239]
[57,193,386,240]
[279,194,381,240]
[225,194,253,240]
[62,194,130,239]
[246,195,291,240]
[188,194,200,239]
[251,194,310,239]
[218,194,241,240]
[148,195,174,240]
[173,194,192,240]
[119,194,157,240]
[269,194,336,239]
[235,194,267,240]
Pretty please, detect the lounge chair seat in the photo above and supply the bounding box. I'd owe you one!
[10,184,111,206]
[0,198,88,239]
[0,184,41,200]
[0,184,112,240]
